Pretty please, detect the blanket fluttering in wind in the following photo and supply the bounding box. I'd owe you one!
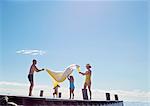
[46,64,80,87]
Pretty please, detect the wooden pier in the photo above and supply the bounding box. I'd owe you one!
[0,95,124,106]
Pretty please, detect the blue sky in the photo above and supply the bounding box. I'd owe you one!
[0,0,149,97]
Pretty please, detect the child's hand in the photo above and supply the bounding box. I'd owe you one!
[67,76,70,80]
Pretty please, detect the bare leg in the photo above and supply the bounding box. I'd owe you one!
[84,83,87,89]
[72,89,74,99]
[88,85,92,100]
[56,90,58,98]
[53,92,55,98]
[29,83,34,96]
[69,89,71,99]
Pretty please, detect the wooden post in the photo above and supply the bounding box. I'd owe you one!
[82,89,88,100]
[40,90,43,97]
[106,93,110,100]
[114,94,118,100]
[59,92,61,98]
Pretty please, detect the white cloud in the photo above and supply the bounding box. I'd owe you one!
[0,81,28,87]
[92,89,150,102]
[16,49,46,56]
[0,81,150,102]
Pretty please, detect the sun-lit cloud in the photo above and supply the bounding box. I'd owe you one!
[16,49,46,56]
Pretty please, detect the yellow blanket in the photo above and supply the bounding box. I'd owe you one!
[46,64,80,87]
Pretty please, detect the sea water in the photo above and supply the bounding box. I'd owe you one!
[124,102,150,106]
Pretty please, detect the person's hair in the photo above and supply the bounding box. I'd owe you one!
[33,59,37,63]
[86,64,91,68]
[70,76,74,80]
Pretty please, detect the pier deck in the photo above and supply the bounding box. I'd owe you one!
[0,95,124,106]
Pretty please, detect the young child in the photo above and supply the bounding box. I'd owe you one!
[53,84,60,98]
[68,76,75,99]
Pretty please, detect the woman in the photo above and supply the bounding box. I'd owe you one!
[79,64,92,99]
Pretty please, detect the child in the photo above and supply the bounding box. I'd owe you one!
[68,76,75,99]
[53,84,60,98]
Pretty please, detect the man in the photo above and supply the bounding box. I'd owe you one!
[79,64,92,99]
[28,59,44,96]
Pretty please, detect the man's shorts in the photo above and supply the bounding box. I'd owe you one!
[28,74,33,83]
